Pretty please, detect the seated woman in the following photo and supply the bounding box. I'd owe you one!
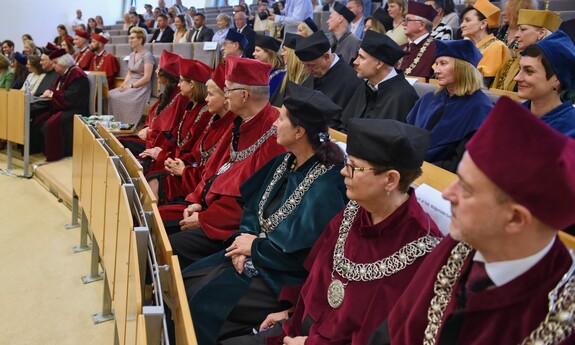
[224,118,443,345]
[61,35,75,55]
[181,82,348,345]
[21,55,45,94]
[173,14,190,43]
[297,17,318,38]
[407,39,493,172]
[107,27,154,125]
[495,0,535,49]
[460,0,511,86]
[139,57,212,175]
[270,33,309,107]
[212,13,232,46]
[0,55,14,89]
[253,34,285,97]
[492,9,561,91]
[150,64,235,206]
[53,24,69,47]
[385,0,408,46]
[95,15,105,32]
[514,30,575,138]
[11,53,29,89]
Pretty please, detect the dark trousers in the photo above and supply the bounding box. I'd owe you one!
[169,228,224,269]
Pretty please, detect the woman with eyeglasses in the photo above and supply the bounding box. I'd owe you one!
[223,118,442,345]
[179,82,347,345]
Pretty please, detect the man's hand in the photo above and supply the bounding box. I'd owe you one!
[139,147,162,160]
[165,158,185,176]
[259,309,290,331]
[137,127,149,140]
[225,233,257,257]
[179,212,200,231]
[283,336,307,345]
[183,203,203,218]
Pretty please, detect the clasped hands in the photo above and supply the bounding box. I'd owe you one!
[224,233,256,273]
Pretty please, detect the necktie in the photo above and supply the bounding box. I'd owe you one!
[465,261,494,293]
[192,29,199,42]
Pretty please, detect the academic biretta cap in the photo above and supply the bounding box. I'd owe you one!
[48,48,67,60]
[534,30,575,91]
[179,58,212,83]
[473,0,501,29]
[14,52,27,66]
[225,29,248,49]
[373,7,393,32]
[211,64,226,90]
[407,1,437,22]
[517,9,561,32]
[159,50,181,77]
[91,32,109,44]
[466,97,575,230]
[283,33,302,49]
[346,119,430,169]
[361,30,405,66]
[283,81,341,127]
[333,2,356,23]
[295,30,331,62]
[225,55,271,86]
[435,40,483,67]
[74,29,90,40]
[64,35,74,44]
[303,17,319,32]
[45,42,59,52]
[255,34,281,52]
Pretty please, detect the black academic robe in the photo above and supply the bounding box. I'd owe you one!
[238,25,256,59]
[34,70,58,97]
[307,58,362,114]
[334,71,419,132]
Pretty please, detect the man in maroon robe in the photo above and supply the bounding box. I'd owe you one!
[89,33,119,90]
[72,29,94,70]
[166,56,286,268]
[369,97,575,345]
[395,1,437,79]
[35,48,89,161]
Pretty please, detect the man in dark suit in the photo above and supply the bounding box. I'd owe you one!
[190,13,215,42]
[234,11,255,58]
[128,11,151,34]
[149,14,174,42]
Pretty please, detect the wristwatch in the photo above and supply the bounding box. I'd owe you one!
[129,84,134,88]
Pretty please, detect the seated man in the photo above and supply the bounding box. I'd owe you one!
[369,97,575,345]
[335,30,419,132]
[327,2,361,64]
[72,29,94,70]
[89,33,120,89]
[395,1,437,79]
[167,56,286,268]
[149,14,174,43]
[224,118,443,345]
[222,29,248,60]
[295,30,362,112]
[190,13,215,42]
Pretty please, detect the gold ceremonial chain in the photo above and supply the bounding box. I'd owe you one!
[198,114,222,166]
[493,56,517,90]
[478,37,498,53]
[257,153,332,234]
[176,104,209,148]
[397,36,433,76]
[216,126,277,175]
[328,200,441,308]
[92,51,108,71]
[76,47,91,67]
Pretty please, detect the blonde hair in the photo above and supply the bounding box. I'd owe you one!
[365,16,386,34]
[217,13,232,28]
[205,79,224,94]
[436,58,484,96]
[507,0,537,28]
[297,22,314,37]
[23,40,38,55]
[0,55,10,70]
[389,0,408,16]
[280,47,309,93]
[260,47,284,70]
[129,27,147,45]
[190,80,207,102]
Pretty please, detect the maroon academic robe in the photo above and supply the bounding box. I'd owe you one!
[38,66,90,161]
[73,47,95,71]
[89,50,120,89]
[384,236,575,345]
[162,111,236,203]
[146,101,211,174]
[395,35,436,79]
[184,103,286,240]
[144,88,188,148]
[267,190,443,345]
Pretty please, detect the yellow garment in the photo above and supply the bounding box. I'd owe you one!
[386,25,408,46]
[476,34,511,77]
[491,51,520,91]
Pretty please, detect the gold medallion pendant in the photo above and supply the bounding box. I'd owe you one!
[327,279,345,308]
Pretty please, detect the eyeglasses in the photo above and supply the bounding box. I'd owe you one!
[344,163,376,179]
[402,18,424,23]
[223,87,246,94]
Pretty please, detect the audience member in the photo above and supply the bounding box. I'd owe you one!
[22,40,42,56]
[89,33,120,89]
[370,96,575,345]
[492,9,560,91]
[440,0,458,31]
[61,35,75,55]
[364,9,387,34]
[297,17,318,37]
[295,30,362,111]
[407,39,492,172]
[95,15,105,31]
[11,53,29,89]
[323,0,336,12]
[21,55,45,94]
[34,46,58,97]
[34,49,89,161]
[228,118,443,345]
[460,0,511,86]
[53,25,69,47]
[190,13,215,43]
[328,2,361,64]
[71,9,86,31]
[395,1,437,79]
[172,14,189,43]
[72,29,94,70]
[268,0,313,35]
[496,0,535,49]
[2,40,15,61]
[87,17,102,36]
[270,33,309,106]
[150,14,175,43]
[234,12,256,58]
[386,0,408,45]
[253,34,285,96]
[128,11,151,34]
[347,0,365,39]
[167,56,286,267]
[221,29,248,60]
[212,13,232,45]
[515,31,575,138]
[0,55,14,89]
[426,0,454,40]
[122,13,132,31]
[336,31,419,131]
[174,0,188,14]
[107,27,154,125]
[143,4,156,23]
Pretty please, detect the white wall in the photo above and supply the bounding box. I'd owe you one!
[0,0,123,52]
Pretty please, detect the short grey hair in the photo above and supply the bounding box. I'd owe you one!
[55,54,76,68]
